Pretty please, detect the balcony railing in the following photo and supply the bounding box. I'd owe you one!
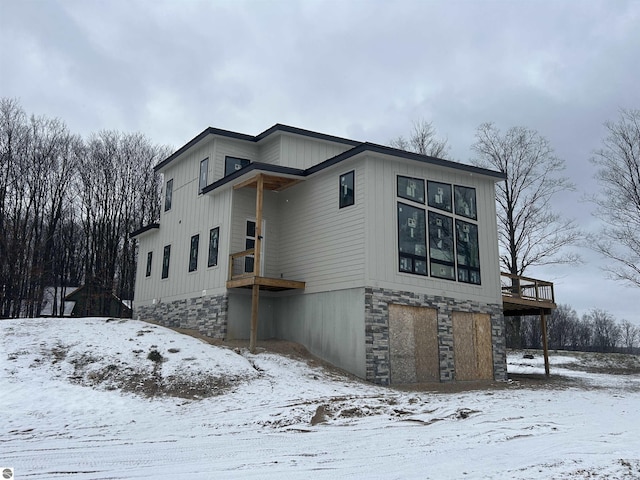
[501,272,555,305]
[228,248,255,281]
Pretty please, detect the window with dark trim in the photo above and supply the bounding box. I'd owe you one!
[397,176,425,204]
[208,227,219,267]
[225,156,250,176]
[339,170,355,208]
[454,185,477,220]
[428,211,455,280]
[164,179,173,212]
[427,181,452,213]
[161,245,171,279]
[145,251,152,277]
[456,219,481,284]
[199,158,209,193]
[189,234,199,272]
[397,202,427,275]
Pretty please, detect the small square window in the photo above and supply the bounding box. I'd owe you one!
[397,176,425,204]
[427,181,452,212]
[339,171,355,208]
[225,156,251,176]
[454,185,477,220]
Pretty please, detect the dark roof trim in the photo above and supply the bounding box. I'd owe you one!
[202,162,305,194]
[131,223,160,238]
[155,124,361,173]
[306,142,506,180]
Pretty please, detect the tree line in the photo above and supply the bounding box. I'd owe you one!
[0,98,170,318]
[514,305,639,354]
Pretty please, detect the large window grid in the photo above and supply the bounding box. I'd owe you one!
[397,175,480,284]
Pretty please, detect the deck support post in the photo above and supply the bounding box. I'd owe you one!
[249,174,264,354]
[540,309,550,376]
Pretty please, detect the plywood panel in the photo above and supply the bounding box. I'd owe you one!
[475,313,493,379]
[389,304,417,383]
[414,307,439,382]
[453,311,493,380]
[453,311,476,381]
[389,304,439,384]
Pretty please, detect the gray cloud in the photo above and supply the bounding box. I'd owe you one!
[1,0,638,322]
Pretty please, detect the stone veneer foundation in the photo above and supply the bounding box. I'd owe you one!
[364,287,506,385]
[134,293,228,339]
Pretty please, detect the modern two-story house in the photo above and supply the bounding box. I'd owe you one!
[132,124,507,385]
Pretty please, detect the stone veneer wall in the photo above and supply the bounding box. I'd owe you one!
[134,293,228,339]
[364,287,506,385]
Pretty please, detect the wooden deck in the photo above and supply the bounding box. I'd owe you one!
[501,273,556,316]
[226,275,305,291]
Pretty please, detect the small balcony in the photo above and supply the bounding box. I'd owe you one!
[226,248,305,292]
[501,273,556,316]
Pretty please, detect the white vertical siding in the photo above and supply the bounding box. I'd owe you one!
[257,137,281,165]
[274,161,366,292]
[364,155,502,304]
[213,138,258,180]
[279,134,354,170]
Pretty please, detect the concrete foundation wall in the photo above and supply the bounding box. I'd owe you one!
[227,291,277,340]
[273,289,367,379]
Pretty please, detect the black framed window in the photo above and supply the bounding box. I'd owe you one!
[199,158,208,193]
[208,227,219,267]
[189,234,199,272]
[145,251,152,277]
[161,245,171,279]
[428,212,455,280]
[225,156,250,176]
[397,176,425,204]
[456,220,481,284]
[427,181,452,212]
[164,179,173,212]
[454,185,477,220]
[397,202,427,275]
[339,170,355,208]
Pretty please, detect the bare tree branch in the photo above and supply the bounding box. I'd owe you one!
[389,119,450,159]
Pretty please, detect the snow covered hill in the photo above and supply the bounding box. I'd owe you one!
[1,317,639,479]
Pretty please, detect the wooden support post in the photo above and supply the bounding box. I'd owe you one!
[249,174,264,354]
[249,284,259,353]
[541,310,550,377]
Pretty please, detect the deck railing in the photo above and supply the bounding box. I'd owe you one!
[228,248,255,281]
[500,273,555,304]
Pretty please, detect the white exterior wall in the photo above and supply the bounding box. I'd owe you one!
[274,160,367,292]
[257,137,281,165]
[363,154,502,305]
[279,133,353,169]
[213,138,258,180]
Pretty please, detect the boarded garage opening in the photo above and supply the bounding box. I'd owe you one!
[452,312,493,380]
[389,304,439,383]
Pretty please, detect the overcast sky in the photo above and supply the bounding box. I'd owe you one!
[1,0,638,323]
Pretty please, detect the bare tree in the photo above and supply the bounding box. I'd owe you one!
[586,308,620,352]
[619,320,638,353]
[471,123,580,276]
[390,119,450,159]
[547,304,579,350]
[590,109,640,287]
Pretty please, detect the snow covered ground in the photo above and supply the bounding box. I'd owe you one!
[1,317,639,479]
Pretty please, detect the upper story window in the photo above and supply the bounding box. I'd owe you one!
[145,251,152,277]
[454,185,477,220]
[208,227,219,267]
[225,156,250,176]
[161,245,171,279]
[339,170,355,208]
[427,181,452,213]
[199,158,209,193]
[164,179,173,212]
[397,176,425,204]
[189,234,199,272]
[396,175,481,285]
